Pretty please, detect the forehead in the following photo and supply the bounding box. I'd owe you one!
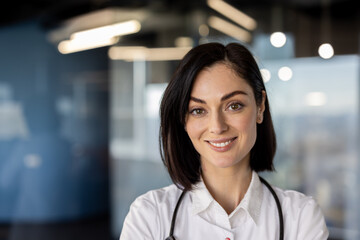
[191,63,253,97]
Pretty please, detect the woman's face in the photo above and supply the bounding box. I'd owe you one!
[185,63,265,173]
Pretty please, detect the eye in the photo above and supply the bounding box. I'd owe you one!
[228,102,243,111]
[190,108,206,116]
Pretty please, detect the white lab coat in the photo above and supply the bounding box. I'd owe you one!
[120,172,329,240]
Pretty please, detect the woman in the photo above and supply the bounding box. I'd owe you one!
[120,42,329,239]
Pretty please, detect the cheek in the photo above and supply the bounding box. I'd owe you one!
[232,112,258,136]
[245,114,258,143]
[185,119,205,140]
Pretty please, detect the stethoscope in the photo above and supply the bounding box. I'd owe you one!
[165,176,284,240]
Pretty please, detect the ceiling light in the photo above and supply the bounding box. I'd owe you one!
[58,37,119,54]
[278,66,293,81]
[207,0,257,31]
[108,46,192,61]
[199,24,210,37]
[71,20,141,40]
[174,37,194,47]
[208,16,251,42]
[270,32,287,48]
[260,69,271,83]
[318,43,334,59]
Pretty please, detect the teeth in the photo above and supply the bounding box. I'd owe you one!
[209,139,232,147]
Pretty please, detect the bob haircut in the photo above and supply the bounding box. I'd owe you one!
[160,42,276,190]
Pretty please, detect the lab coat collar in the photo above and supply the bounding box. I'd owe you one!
[190,171,263,225]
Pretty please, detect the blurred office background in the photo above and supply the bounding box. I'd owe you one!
[0,0,359,239]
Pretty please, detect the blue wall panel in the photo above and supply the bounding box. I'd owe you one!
[0,20,109,222]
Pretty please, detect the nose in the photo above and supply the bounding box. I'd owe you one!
[209,111,228,134]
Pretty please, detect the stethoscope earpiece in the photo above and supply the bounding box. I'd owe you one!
[165,236,176,240]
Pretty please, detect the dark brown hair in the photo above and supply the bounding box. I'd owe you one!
[160,42,276,190]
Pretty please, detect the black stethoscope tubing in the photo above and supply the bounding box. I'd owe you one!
[166,176,284,240]
[259,176,284,240]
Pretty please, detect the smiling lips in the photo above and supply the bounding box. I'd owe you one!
[206,137,237,152]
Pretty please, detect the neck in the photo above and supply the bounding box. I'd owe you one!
[201,165,252,215]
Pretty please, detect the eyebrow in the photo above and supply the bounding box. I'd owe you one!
[190,90,248,104]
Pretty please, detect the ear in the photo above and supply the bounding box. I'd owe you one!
[256,90,266,124]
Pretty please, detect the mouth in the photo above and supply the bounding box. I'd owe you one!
[206,137,237,151]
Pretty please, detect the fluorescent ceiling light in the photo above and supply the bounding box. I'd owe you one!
[57,19,140,54]
[58,37,119,54]
[47,8,148,44]
[108,46,192,61]
[207,0,257,31]
[208,16,251,42]
[71,20,141,40]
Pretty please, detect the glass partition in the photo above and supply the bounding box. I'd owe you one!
[261,55,359,239]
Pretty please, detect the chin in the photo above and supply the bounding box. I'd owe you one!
[208,157,241,169]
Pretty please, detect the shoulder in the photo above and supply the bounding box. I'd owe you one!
[272,187,329,239]
[132,184,183,209]
[275,187,316,210]
[120,184,183,240]
[273,187,322,219]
